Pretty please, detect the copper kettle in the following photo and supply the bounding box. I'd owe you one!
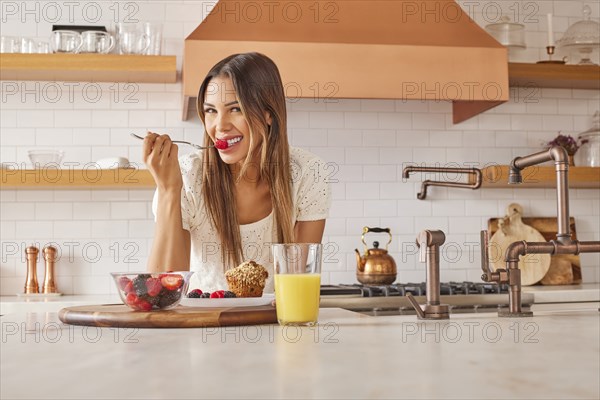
[355,227,397,285]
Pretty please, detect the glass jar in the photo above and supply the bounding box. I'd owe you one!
[574,111,600,167]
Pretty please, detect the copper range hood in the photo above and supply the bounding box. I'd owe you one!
[182,0,508,123]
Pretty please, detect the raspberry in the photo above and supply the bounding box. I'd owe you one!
[223,291,236,298]
[215,139,228,150]
[187,289,203,298]
[210,290,225,299]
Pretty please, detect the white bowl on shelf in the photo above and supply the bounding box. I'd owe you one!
[28,150,64,168]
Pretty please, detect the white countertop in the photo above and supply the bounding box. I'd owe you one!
[1,307,599,399]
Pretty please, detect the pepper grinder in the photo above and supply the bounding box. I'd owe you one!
[42,246,59,294]
[24,246,40,294]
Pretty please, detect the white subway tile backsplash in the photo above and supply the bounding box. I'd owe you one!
[363,165,396,182]
[0,110,17,128]
[16,221,53,239]
[73,202,110,220]
[412,113,446,130]
[91,220,128,238]
[346,183,380,200]
[377,113,412,129]
[362,130,396,147]
[1,1,598,296]
[328,129,362,147]
[309,112,344,129]
[287,112,310,129]
[345,112,379,129]
[0,128,36,146]
[54,221,92,239]
[364,200,397,217]
[92,111,129,127]
[542,115,573,132]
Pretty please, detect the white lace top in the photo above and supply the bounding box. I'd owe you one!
[152,146,332,293]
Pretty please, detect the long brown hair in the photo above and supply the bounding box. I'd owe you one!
[196,52,294,269]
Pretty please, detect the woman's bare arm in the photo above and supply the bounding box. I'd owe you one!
[294,220,326,243]
[143,133,191,272]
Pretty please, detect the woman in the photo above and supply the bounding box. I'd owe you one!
[143,52,331,292]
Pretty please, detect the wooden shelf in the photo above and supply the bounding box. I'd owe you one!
[0,54,177,83]
[508,62,600,90]
[0,169,155,189]
[470,166,600,188]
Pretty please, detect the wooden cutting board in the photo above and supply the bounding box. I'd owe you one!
[59,304,277,328]
[488,205,581,286]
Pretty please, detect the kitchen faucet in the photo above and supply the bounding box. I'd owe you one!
[481,146,600,317]
[406,230,450,319]
[402,166,482,200]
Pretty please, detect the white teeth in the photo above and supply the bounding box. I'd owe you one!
[227,137,242,146]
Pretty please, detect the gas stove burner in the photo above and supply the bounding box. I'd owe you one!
[322,281,510,297]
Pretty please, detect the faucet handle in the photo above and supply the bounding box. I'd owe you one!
[480,230,492,281]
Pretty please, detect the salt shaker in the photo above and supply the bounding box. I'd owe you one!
[24,246,40,294]
[42,246,59,294]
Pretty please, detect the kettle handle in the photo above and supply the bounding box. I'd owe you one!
[361,227,393,251]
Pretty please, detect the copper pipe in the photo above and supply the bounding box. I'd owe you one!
[510,146,571,244]
[24,246,39,294]
[402,166,482,200]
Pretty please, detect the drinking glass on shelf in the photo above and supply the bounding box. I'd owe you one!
[0,36,20,53]
[37,42,50,54]
[272,243,322,326]
[116,23,149,55]
[143,22,162,55]
[19,38,36,53]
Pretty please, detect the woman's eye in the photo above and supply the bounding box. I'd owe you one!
[204,108,216,114]
[231,107,242,112]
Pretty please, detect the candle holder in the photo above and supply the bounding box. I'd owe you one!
[537,46,566,64]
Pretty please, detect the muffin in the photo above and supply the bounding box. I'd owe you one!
[225,260,268,297]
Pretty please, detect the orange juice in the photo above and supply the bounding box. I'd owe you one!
[274,273,321,325]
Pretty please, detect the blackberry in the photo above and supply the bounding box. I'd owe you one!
[133,274,150,296]
[223,291,236,298]
[187,289,203,298]
[200,292,211,298]
[141,294,160,306]
[158,290,181,308]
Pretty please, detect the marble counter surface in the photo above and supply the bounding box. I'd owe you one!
[1,308,598,399]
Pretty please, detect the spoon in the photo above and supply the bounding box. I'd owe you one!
[130,133,214,150]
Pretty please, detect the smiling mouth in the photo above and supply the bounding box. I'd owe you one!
[215,136,242,150]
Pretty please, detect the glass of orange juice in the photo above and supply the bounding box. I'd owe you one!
[272,243,322,326]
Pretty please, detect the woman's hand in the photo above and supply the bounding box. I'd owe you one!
[142,132,183,192]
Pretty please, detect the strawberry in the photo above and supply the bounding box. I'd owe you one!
[160,274,183,291]
[125,292,139,305]
[210,290,225,299]
[124,281,134,294]
[215,139,228,150]
[145,278,162,297]
[136,299,153,311]
[117,276,131,291]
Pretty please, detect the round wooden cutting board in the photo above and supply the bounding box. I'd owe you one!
[489,203,551,286]
[59,304,277,328]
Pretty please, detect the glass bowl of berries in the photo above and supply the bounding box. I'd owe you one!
[111,271,194,311]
